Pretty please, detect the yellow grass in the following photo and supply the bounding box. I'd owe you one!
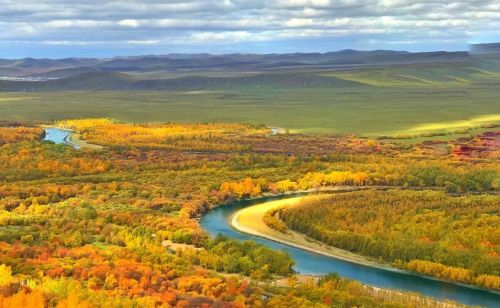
[0,98,24,103]
[389,114,500,137]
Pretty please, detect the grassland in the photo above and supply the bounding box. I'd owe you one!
[1,63,498,138]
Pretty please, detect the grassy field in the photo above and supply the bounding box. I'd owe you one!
[1,65,499,138]
[1,87,498,136]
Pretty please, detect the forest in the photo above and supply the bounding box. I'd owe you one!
[0,118,498,307]
[275,190,500,290]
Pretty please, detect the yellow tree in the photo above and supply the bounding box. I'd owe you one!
[0,264,14,286]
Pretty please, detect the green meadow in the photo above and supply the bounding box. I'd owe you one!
[1,64,499,138]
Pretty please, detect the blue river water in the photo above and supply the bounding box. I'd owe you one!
[200,194,500,307]
[43,127,79,149]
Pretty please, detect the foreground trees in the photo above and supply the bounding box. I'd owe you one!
[0,119,497,306]
[0,127,44,145]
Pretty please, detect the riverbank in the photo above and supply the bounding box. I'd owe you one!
[41,125,103,150]
[67,132,103,150]
[203,188,500,306]
[230,195,397,272]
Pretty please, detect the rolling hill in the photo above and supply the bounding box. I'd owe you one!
[0,71,367,91]
[0,44,498,92]
[0,49,470,77]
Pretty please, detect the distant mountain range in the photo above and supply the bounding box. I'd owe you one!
[0,71,368,91]
[0,43,498,92]
[470,42,500,54]
[0,50,470,77]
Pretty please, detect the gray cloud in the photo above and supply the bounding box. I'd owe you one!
[0,0,498,54]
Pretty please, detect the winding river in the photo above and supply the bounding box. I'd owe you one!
[43,127,499,306]
[200,194,500,307]
[43,127,80,149]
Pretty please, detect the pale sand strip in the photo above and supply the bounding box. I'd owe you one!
[230,196,466,307]
[229,195,399,272]
[67,133,103,150]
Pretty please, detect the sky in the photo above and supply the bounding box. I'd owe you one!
[0,0,499,58]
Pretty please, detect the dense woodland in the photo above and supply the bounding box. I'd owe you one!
[276,190,500,290]
[0,119,498,307]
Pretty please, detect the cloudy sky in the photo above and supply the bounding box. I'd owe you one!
[0,0,499,58]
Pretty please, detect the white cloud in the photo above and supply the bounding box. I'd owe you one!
[118,19,140,28]
[284,18,315,27]
[41,40,89,45]
[0,0,497,53]
[190,31,257,43]
[43,20,109,28]
[127,40,160,45]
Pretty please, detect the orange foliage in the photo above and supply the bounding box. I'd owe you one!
[57,119,266,152]
[475,274,500,290]
[0,127,43,145]
[220,178,263,198]
[298,171,369,189]
[220,171,369,199]
[0,143,110,181]
[56,292,92,308]
[0,290,45,308]
[406,260,473,284]
[0,120,497,305]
